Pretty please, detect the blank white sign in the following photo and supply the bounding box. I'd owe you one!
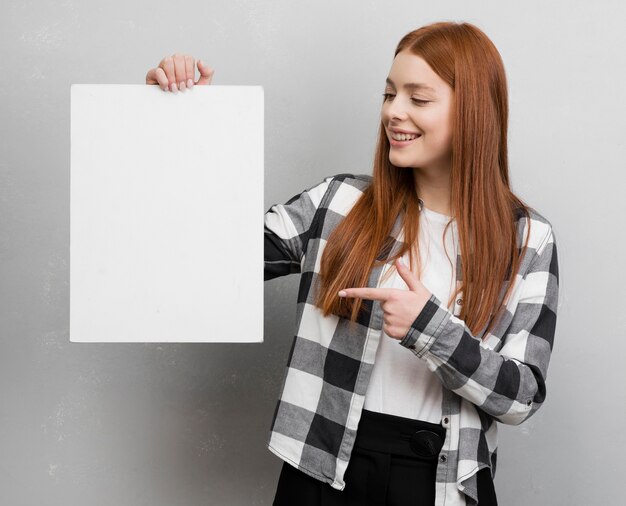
[70,84,264,342]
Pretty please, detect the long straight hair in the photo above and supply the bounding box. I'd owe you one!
[313,21,532,340]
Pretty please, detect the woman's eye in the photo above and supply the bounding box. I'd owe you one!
[381,93,428,106]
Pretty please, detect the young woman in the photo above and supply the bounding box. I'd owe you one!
[146,20,559,506]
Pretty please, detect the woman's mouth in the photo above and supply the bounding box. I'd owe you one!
[389,132,422,147]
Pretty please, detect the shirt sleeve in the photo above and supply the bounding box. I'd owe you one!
[264,175,335,281]
[398,226,560,425]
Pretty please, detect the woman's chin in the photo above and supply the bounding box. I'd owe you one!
[389,155,419,168]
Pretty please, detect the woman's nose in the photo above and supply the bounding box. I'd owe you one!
[385,99,408,120]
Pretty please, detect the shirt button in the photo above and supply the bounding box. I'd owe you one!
[439,454,447,463]
[526,399,532,406]
[442,416,449,425]
[456,298,463,305]
[409,344,416,350]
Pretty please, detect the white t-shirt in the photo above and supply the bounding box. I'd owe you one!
[363,204,459,423]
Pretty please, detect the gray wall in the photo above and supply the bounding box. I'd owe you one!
[2,1,624,504]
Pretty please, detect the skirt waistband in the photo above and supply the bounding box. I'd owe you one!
[353,409,446,461]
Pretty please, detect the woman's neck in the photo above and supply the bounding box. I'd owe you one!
[412,166,452,216]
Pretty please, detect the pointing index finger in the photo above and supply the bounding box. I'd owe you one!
[338,287,393,301]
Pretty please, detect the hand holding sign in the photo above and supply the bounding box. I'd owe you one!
[337,258,432,340]
[145,53,215,92]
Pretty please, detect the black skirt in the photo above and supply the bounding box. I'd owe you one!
[272,408,498,506]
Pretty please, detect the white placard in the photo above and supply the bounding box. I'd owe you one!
[70,84,264,342]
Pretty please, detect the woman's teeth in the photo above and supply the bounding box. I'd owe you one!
[391,132,420,141]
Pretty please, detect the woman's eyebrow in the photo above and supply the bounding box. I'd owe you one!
[385,77,437,93]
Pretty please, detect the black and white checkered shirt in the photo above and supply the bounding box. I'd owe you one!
[264,173,559,505]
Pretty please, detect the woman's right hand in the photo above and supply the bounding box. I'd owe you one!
[145,53,215,93]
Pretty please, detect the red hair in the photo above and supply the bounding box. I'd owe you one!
[314,21,531,340]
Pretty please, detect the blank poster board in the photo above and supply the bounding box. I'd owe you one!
[70,84,264,343]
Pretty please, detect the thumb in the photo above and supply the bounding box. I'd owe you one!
[395,258,421,292]
[196,60,215,85]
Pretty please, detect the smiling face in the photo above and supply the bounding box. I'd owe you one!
[381,50,455,174]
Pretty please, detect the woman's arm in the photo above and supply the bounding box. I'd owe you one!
[399,227,560,425]
[264,176,335,280]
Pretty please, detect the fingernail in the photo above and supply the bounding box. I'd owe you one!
[338,290,347,297]
[171,82,178,92]
[179,81,186,91]
[187,79,193,88]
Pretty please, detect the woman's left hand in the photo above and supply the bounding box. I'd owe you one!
[338,258,432,340]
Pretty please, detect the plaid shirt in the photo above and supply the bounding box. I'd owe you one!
[264,173,559,505]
